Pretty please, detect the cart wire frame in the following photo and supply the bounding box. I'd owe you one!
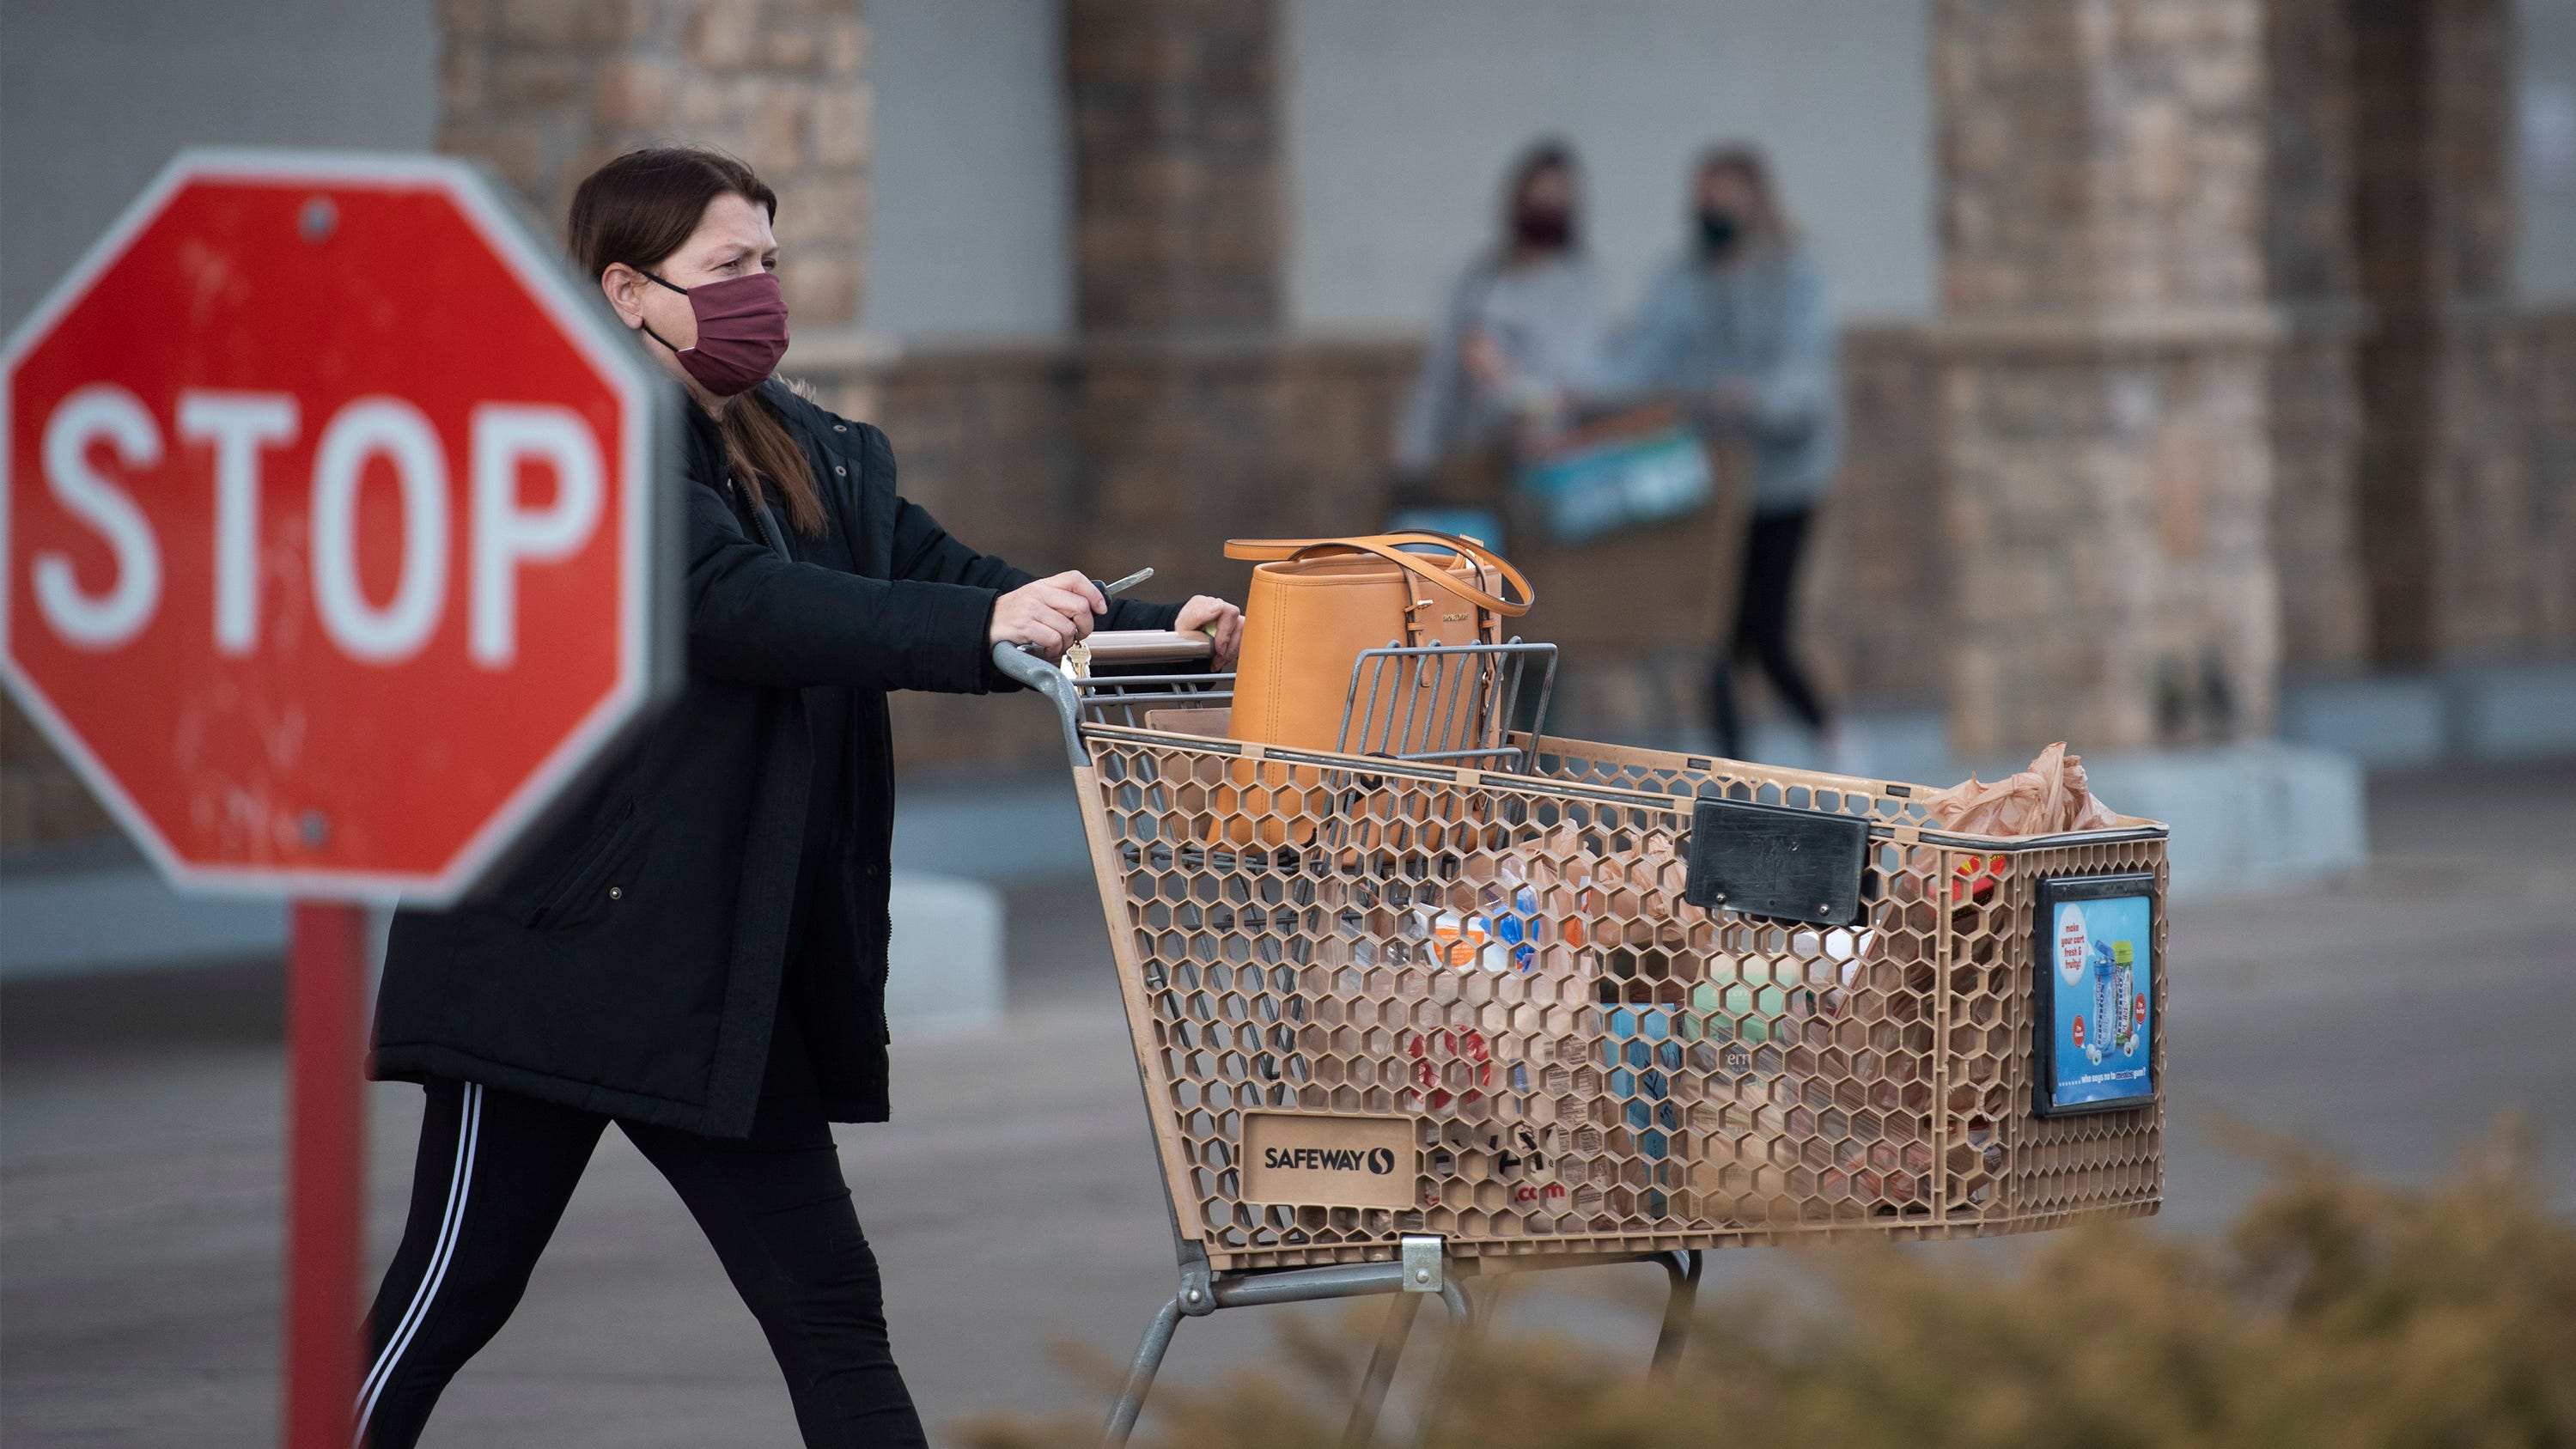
[995,640,2167,1446]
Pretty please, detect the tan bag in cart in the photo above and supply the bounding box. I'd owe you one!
[1223,533,1534,752]
[1204,534,1535,848]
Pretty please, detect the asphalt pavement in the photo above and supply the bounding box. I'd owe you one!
[5,760,2573,1447]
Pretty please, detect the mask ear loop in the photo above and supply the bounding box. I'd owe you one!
[634,271,693,356]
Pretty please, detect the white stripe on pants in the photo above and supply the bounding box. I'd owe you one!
[355,1081,482,1444]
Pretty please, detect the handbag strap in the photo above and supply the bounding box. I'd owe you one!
[1224,532,1535,617]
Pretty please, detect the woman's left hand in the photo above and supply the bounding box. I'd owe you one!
[1175,596,1244,671]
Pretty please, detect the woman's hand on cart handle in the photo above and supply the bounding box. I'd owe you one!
[1174,596,1243,670]
[990,570,1105,660]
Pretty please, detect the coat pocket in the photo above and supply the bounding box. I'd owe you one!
[525,800,641,930]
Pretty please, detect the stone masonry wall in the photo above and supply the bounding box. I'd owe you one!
[1940,0,2270,315]
[437,0,870,329]
[2433,306,2576,661]
[1066,0,1280,333]
[2348,0,2518,667]
[1806,327,1952,708]
[828,309,2564,773]
[2262,0,2372,677]
[1939,338,2281,752]
[2263,0,2360,302]
[1934,0,2283,755]
[2268,322,2372,674]
[6,304,2567,840]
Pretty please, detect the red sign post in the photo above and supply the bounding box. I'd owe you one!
[3,151,668,1446]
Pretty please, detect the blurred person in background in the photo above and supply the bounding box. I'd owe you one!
[357,147,1240,1449]
[1394,139,1610,480]
[1607,143,1853,770]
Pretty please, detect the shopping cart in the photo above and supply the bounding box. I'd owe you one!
[996,630,2169,1446]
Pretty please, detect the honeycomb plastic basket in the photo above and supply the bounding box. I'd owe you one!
[1068,718,2169,1274]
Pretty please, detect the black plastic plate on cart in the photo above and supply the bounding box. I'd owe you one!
[1683,796,1869,927]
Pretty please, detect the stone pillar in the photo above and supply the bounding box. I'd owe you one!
[435,0,870,332]
[1933,0,2281,756]
[2260,0,2371,677]
[2347,0,2520,666]
[1066,0,1280,334]
[1062,0,1293,601]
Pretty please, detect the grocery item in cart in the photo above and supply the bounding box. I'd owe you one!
[1422,910,1501,970]
[1026,646,2166,1270]
[1917,743,2124,906]
[1923,741,2121,837]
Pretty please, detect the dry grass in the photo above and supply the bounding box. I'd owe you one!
[964,1121,2576,1449]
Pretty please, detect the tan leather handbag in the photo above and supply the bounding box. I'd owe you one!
[1203,534,1534,850]
[1224,533,1535,753]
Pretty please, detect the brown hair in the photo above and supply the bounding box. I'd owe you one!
[1696,143,1791,249]
[569,148,823,537]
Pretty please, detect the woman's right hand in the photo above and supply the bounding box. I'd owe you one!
[989,570,1106,660]
[1464,327,1513,389]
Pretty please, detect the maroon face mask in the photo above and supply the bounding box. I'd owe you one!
[640,270,790,396]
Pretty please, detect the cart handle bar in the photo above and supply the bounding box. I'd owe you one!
[993,642,1088,766]
[996,631,1222,765]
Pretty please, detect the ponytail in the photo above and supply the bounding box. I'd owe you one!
[724,391,825,537]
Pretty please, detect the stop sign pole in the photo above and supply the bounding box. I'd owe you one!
[2,150,673,1447]
[288,900,371,1448]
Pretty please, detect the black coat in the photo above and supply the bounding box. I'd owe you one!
[369,383,1176,1135]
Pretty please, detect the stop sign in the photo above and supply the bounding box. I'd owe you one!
[3,150,670,903]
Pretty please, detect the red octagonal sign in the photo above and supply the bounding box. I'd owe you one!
[4,150,671,903]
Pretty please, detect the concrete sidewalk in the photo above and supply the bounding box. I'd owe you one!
[6,760,2575,1446]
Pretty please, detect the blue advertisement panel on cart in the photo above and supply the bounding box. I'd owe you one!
[2033,873,2158,1116]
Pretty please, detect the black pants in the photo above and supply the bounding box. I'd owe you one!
[356,1060,925,1448]
[1712,507,1830,758]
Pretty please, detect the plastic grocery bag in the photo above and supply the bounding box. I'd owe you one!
[1923,741,2121,837]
